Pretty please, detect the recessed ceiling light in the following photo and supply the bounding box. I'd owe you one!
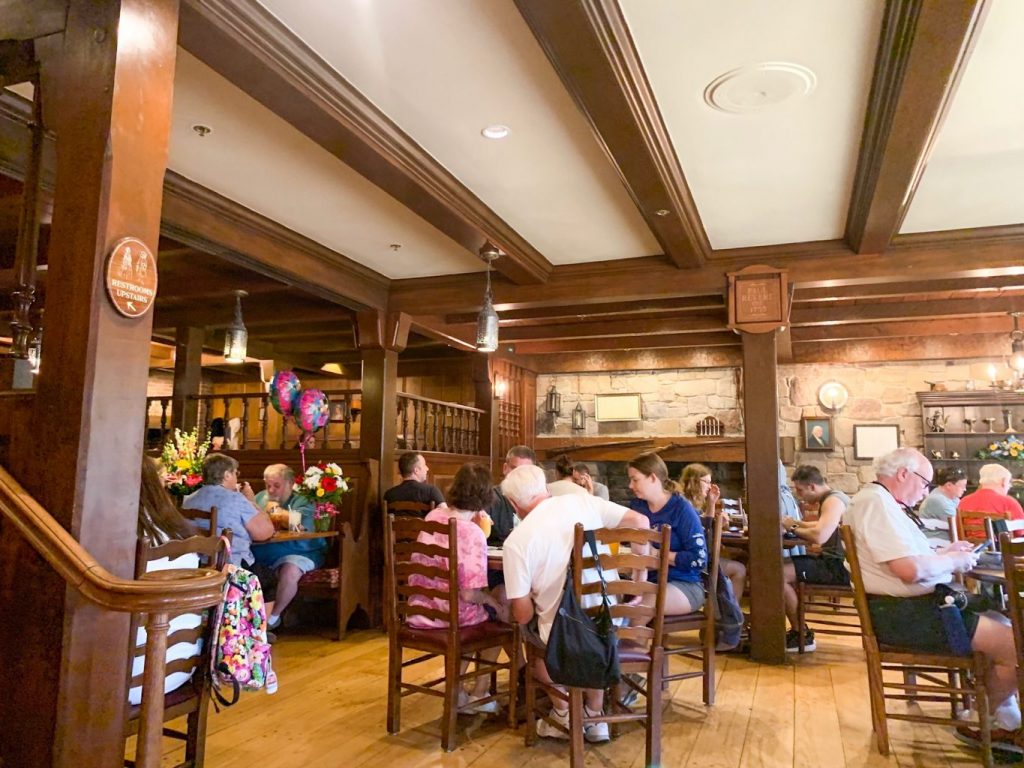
[191,124,213,137]
[481,124,510,140]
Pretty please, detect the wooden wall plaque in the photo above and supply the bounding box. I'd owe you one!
[105,237,158,318]
[727,265,789,333]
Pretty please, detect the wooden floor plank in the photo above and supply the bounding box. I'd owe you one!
[682,656,759,768]
[793,663,847,767]
[739,662,795,768]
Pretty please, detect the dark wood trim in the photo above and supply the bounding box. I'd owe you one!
[792,315,1012,343]
[845,0,988,254]
[514,0,709,269]
[161,173,388,311]
[177,0,551,286]
[791,294,1023,327]
[0,0,67,41]
[795,272,1024,302]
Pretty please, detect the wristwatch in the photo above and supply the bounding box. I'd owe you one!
[789,522,800,534]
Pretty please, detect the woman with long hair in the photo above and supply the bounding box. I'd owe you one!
[627,453,706,615]
[680,462,747,601]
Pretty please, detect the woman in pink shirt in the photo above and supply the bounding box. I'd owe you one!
[408,463,508,713]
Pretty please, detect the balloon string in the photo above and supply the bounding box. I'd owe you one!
[299,431,307,474]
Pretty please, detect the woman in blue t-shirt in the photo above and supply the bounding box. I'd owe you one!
[627,452,707,614]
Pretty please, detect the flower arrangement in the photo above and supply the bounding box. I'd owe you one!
[292,462,351,531]
[976,435,1024,462]
[160,427,210,497]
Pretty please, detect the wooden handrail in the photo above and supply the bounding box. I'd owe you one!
[0,465,225,613]
[398,391,485,414]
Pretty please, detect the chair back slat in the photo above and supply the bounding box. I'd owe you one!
[570,524,672,649]
[839,525,878,644]
[385,514,460,635]
[958,509,1012,544]
[385,500,435,518]
[1000,533,1024,683]
[180,505,218,536]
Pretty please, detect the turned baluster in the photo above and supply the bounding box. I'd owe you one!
[401,398,410,450]
[259,394,269,449]
[159,398,170,440]
[431,402,440,452]
[343,395,353,449]
[241,397,250,450]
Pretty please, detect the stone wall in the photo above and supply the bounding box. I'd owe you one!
[537,360,997,494]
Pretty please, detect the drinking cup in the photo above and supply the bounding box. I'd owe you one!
[288,510,301,531]
[475,511,492,538]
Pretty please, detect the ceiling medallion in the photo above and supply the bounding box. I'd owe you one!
[704,62,816,114]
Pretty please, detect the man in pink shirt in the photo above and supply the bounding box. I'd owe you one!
[959,464,1024,520]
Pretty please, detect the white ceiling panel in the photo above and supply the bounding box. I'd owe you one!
[901,0,1024,234]
[255,0,660,264]
[621,0,882,249]
[168,51,481,279]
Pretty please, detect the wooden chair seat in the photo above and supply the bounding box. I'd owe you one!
[524,524,672,768]
[840,525,993,768]
[385,514,519,752]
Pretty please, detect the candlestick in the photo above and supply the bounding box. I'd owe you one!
[989,364,998,383]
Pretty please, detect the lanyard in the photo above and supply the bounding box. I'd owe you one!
[872,481,924,530]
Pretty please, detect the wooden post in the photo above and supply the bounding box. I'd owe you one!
[171,326,204,432]
[0,2,180,766]
[742,330,786,663]
[135,612,170,768]
[356,310,409,626]
[472,355,497,469]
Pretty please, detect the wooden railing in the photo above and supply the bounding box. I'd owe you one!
[0,465,226,768]
[147,389,486,456]
[396,393,485,455]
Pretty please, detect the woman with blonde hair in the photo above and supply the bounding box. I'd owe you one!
[681,462,747,603]
[627,453,706,615]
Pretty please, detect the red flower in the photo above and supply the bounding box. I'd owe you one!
[321,476,338,493]
[184,473,202,487]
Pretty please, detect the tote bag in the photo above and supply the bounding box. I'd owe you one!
[545,529,620,689]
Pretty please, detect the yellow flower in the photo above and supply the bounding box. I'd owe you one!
[316,488,325,497]
[175,458,190,471]
[990,444,998,451]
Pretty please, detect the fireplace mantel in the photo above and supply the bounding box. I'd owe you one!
[535,436,746,463]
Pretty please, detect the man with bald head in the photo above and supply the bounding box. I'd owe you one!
[845,448,1019,746]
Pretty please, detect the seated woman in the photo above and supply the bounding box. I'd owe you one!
[681,463,747,601]
[130,456,201,706]
[779,465,851,653]
[408,463,508,713]
[627,453,707,615]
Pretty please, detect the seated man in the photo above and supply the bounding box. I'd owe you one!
[959,463,1024,521]
[572,463,610,501]
[383,451,445,511]
[486,444,535,547]
[918,466,968,545]
[780,465,850,652]
[546,453,588,497]
[183,454,274,567]
[252,463,325,630]
[845,448,1019,745]
[500,464,651,744]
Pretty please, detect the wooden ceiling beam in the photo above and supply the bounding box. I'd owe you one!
[845,0,988,254]
[177,0,551,286]
[795,273,1024,302]
[0,0,67,41]
[792,315,1012,343]
[511,330,738,355]
[793,332,1009,365]
[408,316,476,353]
[519,346,743,374]
[153,299,353,331]
[390,232,1024,314]
[494,312,727,343]
[791,294,1024,327]
[444,294,724,325]
[514,0,709,269]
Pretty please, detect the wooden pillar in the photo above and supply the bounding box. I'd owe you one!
[356,309,409,625]
[472,355,498,472]
[742,330,785,664]
[171,325,203,432]
[0,2,180,766]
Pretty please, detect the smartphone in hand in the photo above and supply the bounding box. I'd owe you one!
[972,540,992,554]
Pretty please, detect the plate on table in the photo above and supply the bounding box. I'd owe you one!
[487,547,503,558]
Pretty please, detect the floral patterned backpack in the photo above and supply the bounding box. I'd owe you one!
[210,552,277,705]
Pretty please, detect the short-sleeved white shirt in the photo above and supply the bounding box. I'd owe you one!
[844,482,949,597]
[502,494,628,642]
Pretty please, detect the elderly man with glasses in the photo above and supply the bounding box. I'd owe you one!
[845,448,1020,748]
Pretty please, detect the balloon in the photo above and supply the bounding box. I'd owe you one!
[296,388,330,433]
[270,370,302,417]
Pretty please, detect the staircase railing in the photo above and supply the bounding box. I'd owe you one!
[0,465,226,768]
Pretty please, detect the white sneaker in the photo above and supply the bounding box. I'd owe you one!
[536,707,570,740]
[995,699,1022,731]
[459,692,499,714]
[584,707,609,743]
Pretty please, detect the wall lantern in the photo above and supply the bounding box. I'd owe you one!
[493,376,507,399]
[571,401,586,431]
[223,289,249,363]
[545,384,561,415]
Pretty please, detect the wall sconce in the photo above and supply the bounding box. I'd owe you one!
[223,289,249,363]
[571,401,586,431]
[493,376,507,399]
[545,384,561,415]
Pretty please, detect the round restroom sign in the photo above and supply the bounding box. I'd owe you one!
[105,237,158,318]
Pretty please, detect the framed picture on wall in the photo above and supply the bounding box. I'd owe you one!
[594,393,642,422]
[801,417,833,451]
[853,424,900,461]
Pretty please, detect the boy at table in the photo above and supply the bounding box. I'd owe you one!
[253,463,324,630]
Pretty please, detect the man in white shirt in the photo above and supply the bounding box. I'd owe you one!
[845,448,1019,743]
[500,465,650,743]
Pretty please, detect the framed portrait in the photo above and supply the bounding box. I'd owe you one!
[594,393,642,422]
[853,424,900,461]
[802,417,833,451]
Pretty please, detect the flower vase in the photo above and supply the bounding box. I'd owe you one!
[313,515,331,533]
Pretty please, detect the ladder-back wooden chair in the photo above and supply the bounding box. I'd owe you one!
[385,514,519,752]
[840,525,992,767]
[958,509,1012,545]
[384,499,435,519]
[1000,533,1024,711]
[660,511,723,704]
[123,533,230,767]
[179,505,218,536]
[524,523,671,768]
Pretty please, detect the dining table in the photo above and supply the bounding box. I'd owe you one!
[253,530,338,545]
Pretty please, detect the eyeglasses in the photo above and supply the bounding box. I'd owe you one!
[911,470,936,491]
